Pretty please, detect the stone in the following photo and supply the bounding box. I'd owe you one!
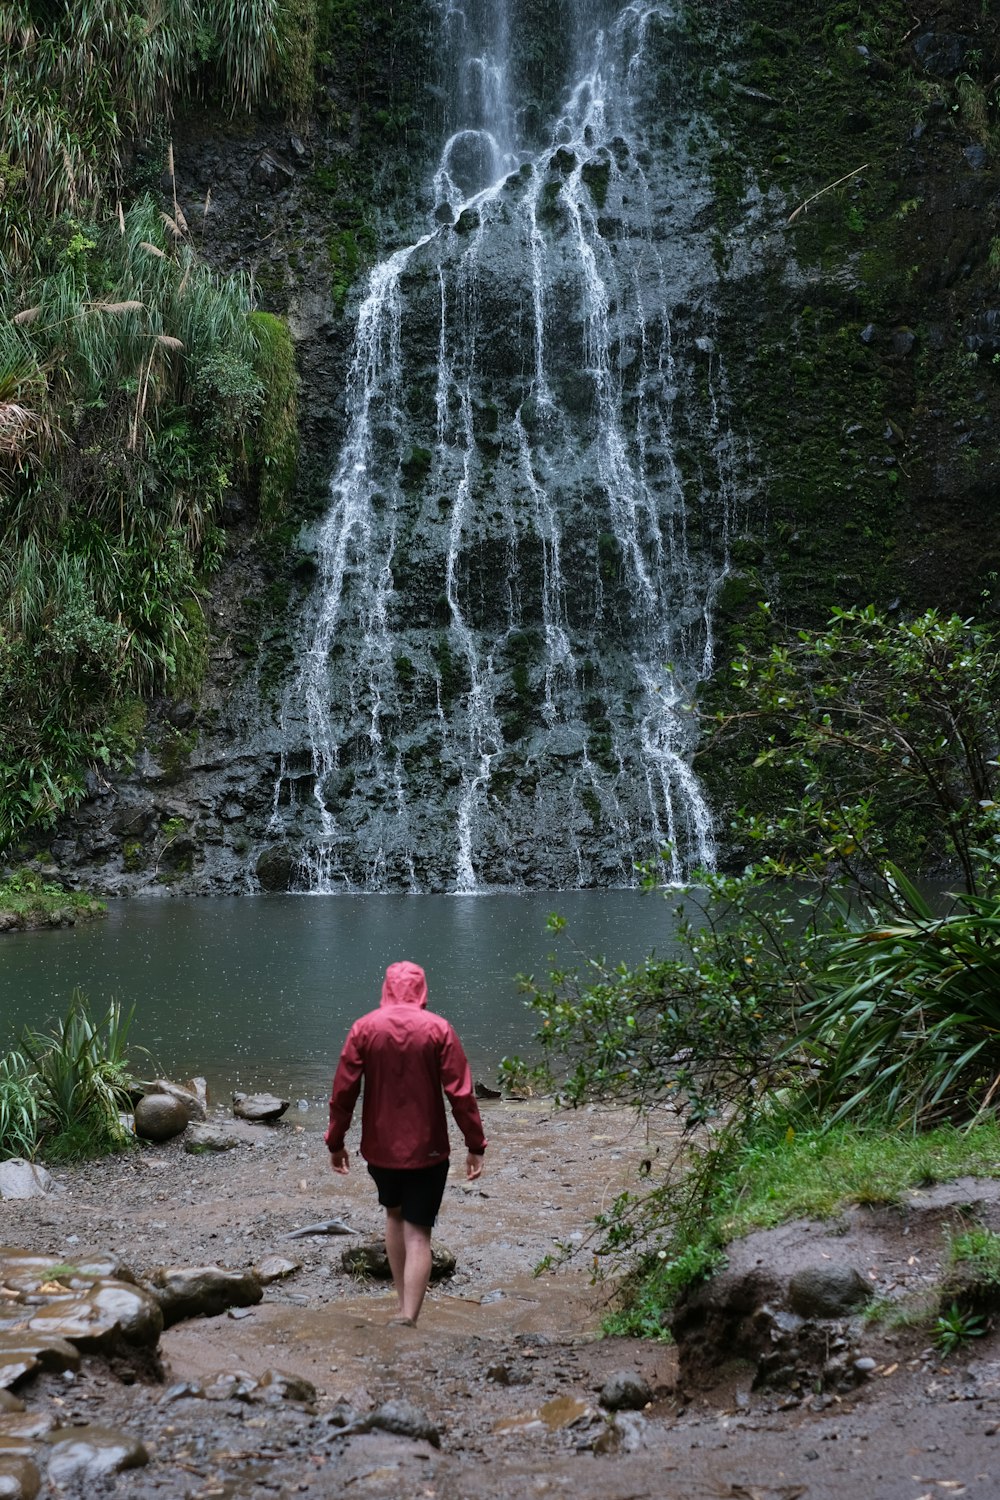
[44,1426,148,1485]
[341,1242,456,1281]
[27,1281,162,1351]
[912,31,973,78]
[787,1265,873,1319]
[184,1122,241,1152]
[232,1092,289,1123]
[142,1078,207,1124]
[599,1371,652,1411]
[134,1093,190,1143]
[0,1333,80,1388]
[257,1370,317,1405]
[144,1265,262,1327]
[0,1415,51,1441]
[255,844,299,891]
[256,1255,301,1284]
[369,1399,440,1446]
[251,150,296,189]
[0,1456,40,1499]
[0,1164,51,1201]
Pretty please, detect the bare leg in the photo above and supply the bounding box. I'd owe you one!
[384,1207,406,1314]
[400,1220,433,1324]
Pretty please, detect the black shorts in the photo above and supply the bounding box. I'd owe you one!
[367,1160,450,1227]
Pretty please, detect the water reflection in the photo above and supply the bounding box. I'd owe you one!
[0,891,682,1099]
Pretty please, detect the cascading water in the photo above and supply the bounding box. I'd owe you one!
[267,0,740,893]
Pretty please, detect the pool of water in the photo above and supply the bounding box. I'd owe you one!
[0,889,686,1100]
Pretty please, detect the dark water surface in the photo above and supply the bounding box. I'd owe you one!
[0,891,683,1099]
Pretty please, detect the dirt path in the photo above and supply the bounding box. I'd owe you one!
[3,1099,999,1498]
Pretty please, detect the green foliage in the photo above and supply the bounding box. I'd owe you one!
[933,1302,986,1356]
[715,605,1000,893]
[792,866,1000,1129]
[0,1051,39,1161]
[20,989,147,1160]
[0,1,282,258]
[248,311,299,522]
[948,1227,1000,1288]
[0,869,106,927]
[0,197,276,851]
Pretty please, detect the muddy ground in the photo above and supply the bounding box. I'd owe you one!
[3,1097,999,1498]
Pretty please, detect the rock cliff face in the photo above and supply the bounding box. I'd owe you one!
[40,0,1000,896]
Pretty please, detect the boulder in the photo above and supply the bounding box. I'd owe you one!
[232,1092,289,1123]
[26,1281,162,1351]
[144,1265,262,1327]
[599,1371,652,1411]
[44,1426,148,1485]
[787,1265,874,1319]
[0,1455,41,1499]
[341,1242,456,1281]
[133,1094,189,1143]
[0,1164,51,1201]
[184,1123,240,1152]
[142,1079,207,1124]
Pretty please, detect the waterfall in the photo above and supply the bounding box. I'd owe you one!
[267,0,738,893]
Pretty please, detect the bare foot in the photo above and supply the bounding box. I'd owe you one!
[388,1315,416,1327]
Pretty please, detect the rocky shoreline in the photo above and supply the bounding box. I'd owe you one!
[1,1099,998,1497]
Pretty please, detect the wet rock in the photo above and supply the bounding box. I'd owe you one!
[44,1425,148,1485]
[142,1078,207,1124]
[0,1413,53,1441]
[251,150,296,189]
[144,1265,262,1326]
[255,844,299,891]
[27,1281,163,1350]
[599,1370,652,1410]
[912,32,974,78]
[0,1456,40,1499]
[255,1255,301,1284]
[134,1093,190,1143]
[0,1334,80,1388]
[0,1398,23,1416]
[341,1242,456,1281]
[593,1409,649,1453]
[787,1265,873,1318]
[965,310,1000,359]
[486,1361,533,1386]
[257,1369,317,1405]
[184,1122,241,1152]
[232,1092,289,1123]
[160,1380,204,1403]
[369,1399,440,1446]
[0,1164,52,1202]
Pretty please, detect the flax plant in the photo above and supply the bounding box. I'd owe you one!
[796,865,1000,1129]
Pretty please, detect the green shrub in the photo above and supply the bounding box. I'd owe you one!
[21,989,148,1161]
[0,1051,40,1161]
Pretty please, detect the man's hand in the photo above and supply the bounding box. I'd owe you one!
[466,1151,484,1181]
[330,1148,350,1175]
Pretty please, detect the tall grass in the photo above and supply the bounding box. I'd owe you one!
[0,1052,40,1161]
[0,1,283,257]
[21,989,146,1160]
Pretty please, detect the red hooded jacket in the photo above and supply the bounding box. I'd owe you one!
[325,960,487,1170]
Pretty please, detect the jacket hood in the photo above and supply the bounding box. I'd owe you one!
[380,960,429,1008]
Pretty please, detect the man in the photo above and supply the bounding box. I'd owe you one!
[326,959,487,1326]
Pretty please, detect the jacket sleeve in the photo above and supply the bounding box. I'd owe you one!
[439,1025,487,1154]
[325,1024,364,1152]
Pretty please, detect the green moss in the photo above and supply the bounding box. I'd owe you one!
[400,446,432,488]
[274,0,320,120]
[248,311,299,524]
[328,224,377,312]
[581,159,611,209]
